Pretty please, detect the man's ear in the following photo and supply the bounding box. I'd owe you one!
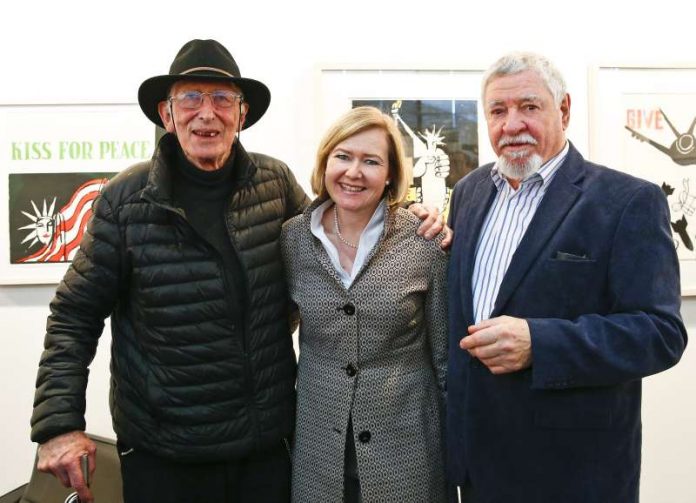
[560,93,571,130]
[239,102,249,130]
[158,101,176,133]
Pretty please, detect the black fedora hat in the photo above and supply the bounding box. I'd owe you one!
[138,39,270,129]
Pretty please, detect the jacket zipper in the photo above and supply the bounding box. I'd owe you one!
[224,203,262,450]
[143,191,262,449]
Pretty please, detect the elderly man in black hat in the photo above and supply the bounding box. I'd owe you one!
[29,39,447,503]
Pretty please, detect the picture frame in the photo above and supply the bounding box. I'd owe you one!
[0,103,155,285]
[589,65,696,295]
[317,67,493,219]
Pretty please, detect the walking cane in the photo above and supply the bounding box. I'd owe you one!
[64,454,90,503]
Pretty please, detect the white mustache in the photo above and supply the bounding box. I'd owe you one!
[498,134,538,148]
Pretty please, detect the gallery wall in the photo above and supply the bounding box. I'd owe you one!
[1,1,694,501]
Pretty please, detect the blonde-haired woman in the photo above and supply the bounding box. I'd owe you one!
[281,106,448,502]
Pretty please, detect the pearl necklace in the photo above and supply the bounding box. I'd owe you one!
[333,205,358,249]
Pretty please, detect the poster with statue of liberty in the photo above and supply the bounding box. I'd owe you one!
[0,103,154,284]
[9,173,114,264]
[353,99,478,219]
[319,67,490,221]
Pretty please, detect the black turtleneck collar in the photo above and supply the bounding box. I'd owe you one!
[174,141,236,187]
[169,142,240,210]
[145,133,257,206]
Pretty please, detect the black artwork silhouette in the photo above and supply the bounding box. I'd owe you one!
[671,215,693,250]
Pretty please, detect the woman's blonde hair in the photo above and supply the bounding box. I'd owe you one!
[311,106,411,207]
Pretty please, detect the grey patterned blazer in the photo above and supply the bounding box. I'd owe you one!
[281,200,449,503]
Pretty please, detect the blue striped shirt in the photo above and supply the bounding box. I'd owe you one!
[472,142,569,323]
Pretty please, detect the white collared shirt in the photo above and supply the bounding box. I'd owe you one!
[472,142,570,323]
[311,199,386,288]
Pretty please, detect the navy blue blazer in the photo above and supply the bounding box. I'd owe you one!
[446,143,687,503]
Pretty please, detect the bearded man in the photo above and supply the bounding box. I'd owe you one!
[446,52,687,503]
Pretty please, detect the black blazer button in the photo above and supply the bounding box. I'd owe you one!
[343,303,355,315]
[358,430,371,443]
[345,364,357,377]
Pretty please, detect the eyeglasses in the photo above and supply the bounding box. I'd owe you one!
[168,90,244,109]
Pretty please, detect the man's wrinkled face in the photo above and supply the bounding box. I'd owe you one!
[484,70,570,182]
[158,80,247,171]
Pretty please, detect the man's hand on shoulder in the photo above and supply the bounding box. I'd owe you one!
[461,315,532,374]
[38,430,96,503]
[408,203,453,249]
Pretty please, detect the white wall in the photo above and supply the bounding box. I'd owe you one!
[1,1,694,500]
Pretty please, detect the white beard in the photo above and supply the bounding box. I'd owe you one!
[497,151,543,181]
[496,133,542,182]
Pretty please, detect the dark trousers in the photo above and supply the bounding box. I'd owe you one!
[118,441,291,503]
[344,418,362,503]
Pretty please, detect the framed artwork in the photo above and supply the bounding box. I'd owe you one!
[0,103,155,284]
[318,68,494,220]
[589,65,696,295]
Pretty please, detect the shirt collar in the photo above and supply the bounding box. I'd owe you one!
[310,198,387,244]
[310,198,387,288]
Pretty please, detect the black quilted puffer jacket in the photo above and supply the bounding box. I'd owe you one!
[30,134,310,462]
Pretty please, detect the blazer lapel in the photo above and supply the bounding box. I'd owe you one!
[301,199,348,290]
[491,145,586,317]
[312,234,347,289]
[459,174,498,323]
